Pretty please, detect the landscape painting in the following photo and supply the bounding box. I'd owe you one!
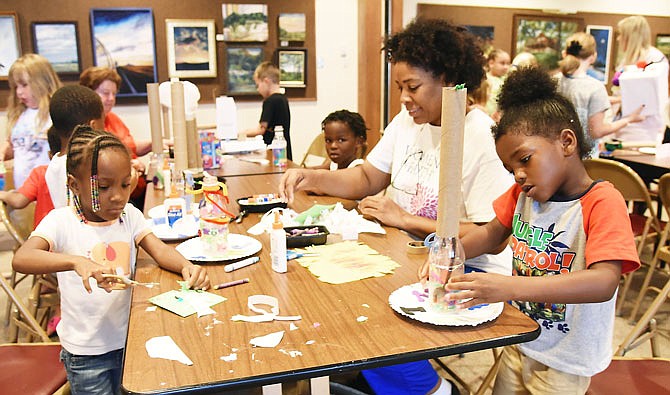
[513,15,583,71]
[278,13,306,42]
[277,49,306,87]
[226,47,263,95]
[90,8,157,96]
[166,19,217,78]
[222,4,268,42]
[0,12,20,79]
[32,22,81,75]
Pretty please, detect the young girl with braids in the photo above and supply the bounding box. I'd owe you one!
[423,67,640,394]
[13,126,210,394]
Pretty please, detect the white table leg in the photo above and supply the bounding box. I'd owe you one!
[310,376,330,394]
[262,383,282,395]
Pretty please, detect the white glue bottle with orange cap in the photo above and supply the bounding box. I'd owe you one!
[270,211,287,273]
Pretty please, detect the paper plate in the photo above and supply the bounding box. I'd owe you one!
[148,204,165,220]
[175,234,262,262]
[148,216,199,241]
[388,283,504,326]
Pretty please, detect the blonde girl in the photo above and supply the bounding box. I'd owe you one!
[485,48,511,118]
[1,54,61,188]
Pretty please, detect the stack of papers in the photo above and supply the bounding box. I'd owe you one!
[219,139,266,154]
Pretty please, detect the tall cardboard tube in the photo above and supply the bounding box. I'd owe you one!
[171,81,188,175]
[147,83,163,154]
[186,119,200,169]
[436,87,467,239]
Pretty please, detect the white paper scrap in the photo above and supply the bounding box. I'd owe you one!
[250,330,285,348]
[220,353,238,362]
[279,349,303,357]
[306,340,315,345]
[289,323,298,331]
[146,306,158,312]
[146,336,193,365]
[357,316,368,322]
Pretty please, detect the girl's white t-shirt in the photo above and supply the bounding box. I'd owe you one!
[10,108,51,188]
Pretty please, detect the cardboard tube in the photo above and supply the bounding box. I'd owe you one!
[185,119,200,169]
[161,106,171,140]
[436,87,467,239]
[147,83,163,154]
[171,81,188,174]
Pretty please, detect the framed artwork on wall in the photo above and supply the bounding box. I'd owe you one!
[585,25,613,84]
[222,4,268,42]
[0,12,21,80]
[32,21,81,75]
[166,19,217,78]
[277,48,306,88]
[513,14,584,71]
[464,25,494,55]
[278,13,306,43]
[226,47,263,95]
[90,8,157,97]
[657,34,670,60]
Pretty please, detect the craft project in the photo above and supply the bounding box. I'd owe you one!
[175,234,262,262]
[149,288,226,317]
[148,216,198,241]
[231,295,301,322]
[295,241,400,284]
[389,283,504,326]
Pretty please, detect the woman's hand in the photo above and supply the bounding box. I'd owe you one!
[626,105,646,124]
[279,168,312,203]
[445,272,513,309]
[181,264,210,290]
[358,195,408,228]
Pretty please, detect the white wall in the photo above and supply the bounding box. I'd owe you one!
[0,0,359,164]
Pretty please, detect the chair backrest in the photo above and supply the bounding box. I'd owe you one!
[0,275,50,342]
[583,158,655,207]
[300,133,328,167]
[0,201,27,248]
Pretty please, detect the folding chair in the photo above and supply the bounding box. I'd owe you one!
[583,158,663,316]
[299,133,328,167]
[586,276,670,395]
[0,274,68,395]
[627,172,670,322]
[433,348,503,395]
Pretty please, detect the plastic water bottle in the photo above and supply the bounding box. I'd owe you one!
[198,174,230,255]
[271,126,287,169]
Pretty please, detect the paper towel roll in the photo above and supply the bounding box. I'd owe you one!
[171,82,188,174]
[147,83,163,154]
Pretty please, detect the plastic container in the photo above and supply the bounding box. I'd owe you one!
[270,212,287,273]
[284,225,329,248]
[271,126,287,169]
[198,174,231,255]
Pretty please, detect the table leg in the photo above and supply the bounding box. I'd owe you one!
[310,376,330,394]
[262,383,282,395]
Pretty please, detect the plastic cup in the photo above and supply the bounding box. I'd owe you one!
[426,235,465,312]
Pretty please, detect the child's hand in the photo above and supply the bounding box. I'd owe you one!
[181,264,210,290]
[71,257,116,293]
[445,272,512,309]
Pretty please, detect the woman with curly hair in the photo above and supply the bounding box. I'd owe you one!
[281,18,513,394]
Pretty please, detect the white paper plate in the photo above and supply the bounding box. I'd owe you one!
[388,283,504,326]
[148,204,165,220]
[148,216,199,241]
[175,234,262,262]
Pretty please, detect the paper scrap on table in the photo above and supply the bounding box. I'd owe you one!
[149,289,226,317]
[231,295,301,322]
[296,241,400,284]
[250,330,285,347]
[146,336,193,365]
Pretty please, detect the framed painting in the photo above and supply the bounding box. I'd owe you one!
[90,8,157,97]
[657,34,670,60]
[0,12,21,79]
[32,22,81,75]
[226,47,263,95]
[586,25,613,84]
[222,4,268,42]
[464,25,494,56]
[277,48,306,88]
[513,14,584,71]
[278,13,306,43]
[166,19,217,78]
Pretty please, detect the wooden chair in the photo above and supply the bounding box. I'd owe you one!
[299,133,328,167]
[586,275,670,395]
[433,348,503,395]
[627,173,670,322]
[583,158,663,316]
[0,274,68,395]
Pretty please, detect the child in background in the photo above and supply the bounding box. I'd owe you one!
[244,61,293,160]
[13,126,210,394]
[0,54,61,188]
[310,110,368,170]
[426,67,640,394]
[485,49,511,118]
[45,85,106,209]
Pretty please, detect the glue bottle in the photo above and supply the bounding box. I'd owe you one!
[270,211,287,273]
[164,187,186,228]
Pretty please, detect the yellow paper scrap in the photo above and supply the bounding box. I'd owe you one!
[296,241,400,284]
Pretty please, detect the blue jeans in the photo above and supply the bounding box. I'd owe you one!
[60,348,124,395]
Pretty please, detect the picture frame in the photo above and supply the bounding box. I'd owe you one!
[226,47,264,95]
[513,14,584,71]
[90,8,157,97]
[31,21,81,76]
[278,13,306,43]
[277,48,307,88]
[656,34,670,60]
[0,12,21,80]
[166,19,217,79]
[586,25,613,84]
[464,25,494,55]
[222,4,268,42]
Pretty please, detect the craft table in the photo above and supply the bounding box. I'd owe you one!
[602,149,670,185]
[207,150,300,179]
[122,175,540,394]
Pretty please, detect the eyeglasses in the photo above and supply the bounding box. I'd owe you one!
[390,150,423,196]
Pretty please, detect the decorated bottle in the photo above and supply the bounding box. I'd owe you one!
[198,174,231,255]
[271,126,287,169]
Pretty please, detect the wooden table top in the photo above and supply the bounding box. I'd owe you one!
[601,149,670,184]
[122,175,540,394]
[206,150,300,179]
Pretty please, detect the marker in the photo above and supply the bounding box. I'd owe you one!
[214,278,250,290]
[224,256,260,273]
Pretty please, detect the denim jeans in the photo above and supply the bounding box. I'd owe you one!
[60,348,124,395]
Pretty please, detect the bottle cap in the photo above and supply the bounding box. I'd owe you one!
[272,211,283,229]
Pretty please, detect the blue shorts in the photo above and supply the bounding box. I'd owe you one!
[60,348,123,395]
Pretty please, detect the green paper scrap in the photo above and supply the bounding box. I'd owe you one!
[454,83,466,90]
[149,289,226,317]
[293,204,336,225]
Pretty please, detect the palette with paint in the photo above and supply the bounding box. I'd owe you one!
[237,194,287,213]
